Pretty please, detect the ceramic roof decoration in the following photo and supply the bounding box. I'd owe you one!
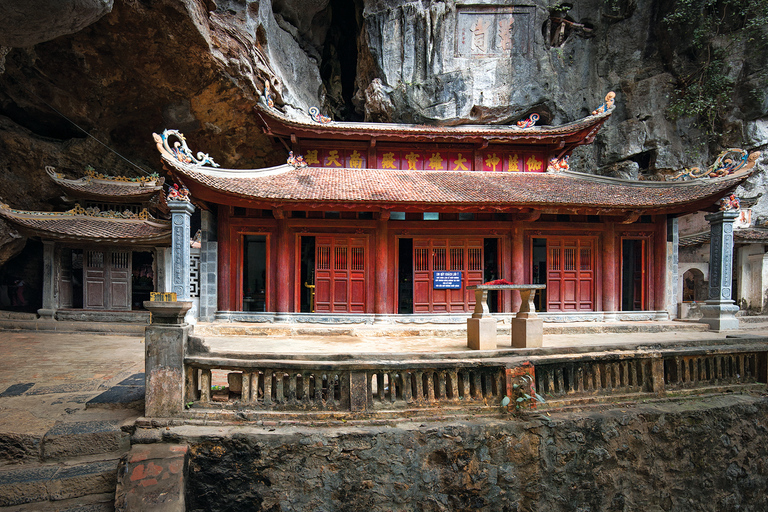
[45,165,164,201]
[592,91,616,115]
[516,113,539,129]
[0,202,170,243]
[670,149,760,181]
[167,183,191,202]
[152,129,219,168]
[309,106,332,124]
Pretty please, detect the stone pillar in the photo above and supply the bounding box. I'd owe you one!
[700,210,739,330]
[143,301,192,418]
[168,200,195,301]
[467,288,497,350]
[653,216,668,317]
[38,240,56,320]
[511,288,543,349]
[666,217,679,320]
[199,209,218,322]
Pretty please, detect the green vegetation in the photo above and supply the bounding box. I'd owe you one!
[663,0,768,140]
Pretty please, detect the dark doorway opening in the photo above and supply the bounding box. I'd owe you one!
[398,238,413,314]
[484,238,499,313]
[243,235,267,312]
[300,236,316,312]
[132,251,155,309]
[531,238,547,311]
[621,239,645,311]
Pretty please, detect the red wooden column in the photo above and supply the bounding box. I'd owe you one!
[374,211,389,319]
[274,210,291,314]
[601,222,617,314]
[653,215,668,311]
[217,205,232,311]
[511,225,524,312]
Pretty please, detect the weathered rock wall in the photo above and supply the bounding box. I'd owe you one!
[183,394,768,511]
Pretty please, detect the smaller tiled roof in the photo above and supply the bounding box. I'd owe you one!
[46,166,164,202]
[255,102,613,145]
[679,227,768,247]
[0,204,171,244]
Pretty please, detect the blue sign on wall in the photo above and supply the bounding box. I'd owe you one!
[433,271,462,289]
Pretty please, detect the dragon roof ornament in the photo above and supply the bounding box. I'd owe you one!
[153,129,219,168]
[670,149,761,181]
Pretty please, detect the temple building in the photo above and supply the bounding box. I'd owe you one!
[0,167,171,320]
[152,93,756,324]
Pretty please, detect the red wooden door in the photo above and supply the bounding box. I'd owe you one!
[546,238,594,311]
[314,236,367,313]
[413,238,483,313]
[85,250,106,309]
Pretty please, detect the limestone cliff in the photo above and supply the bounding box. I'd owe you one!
[0,0,766,266]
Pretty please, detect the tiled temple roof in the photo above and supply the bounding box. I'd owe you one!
[46,166,164,202]
[0,204,171,244]
[255,103,614,145]
[162,157,751,216]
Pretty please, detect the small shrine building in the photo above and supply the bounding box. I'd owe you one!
[154,93,755,324]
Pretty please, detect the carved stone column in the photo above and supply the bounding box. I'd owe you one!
[700,210,739,330]
[37,240,56,320]
[168,200,195,322]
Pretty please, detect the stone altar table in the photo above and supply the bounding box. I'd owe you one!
[466,284,546,350]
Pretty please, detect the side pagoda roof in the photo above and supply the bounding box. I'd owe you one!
[46,166,165,202]
[254,101,614,147]
[0,203,171,244]
[160,155,752,218]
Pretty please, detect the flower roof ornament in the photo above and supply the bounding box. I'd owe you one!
[153,129,219,168]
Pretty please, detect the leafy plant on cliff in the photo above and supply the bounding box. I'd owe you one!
[663,0,768,140]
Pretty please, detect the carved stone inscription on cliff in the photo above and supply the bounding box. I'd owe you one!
[455,5,534,57]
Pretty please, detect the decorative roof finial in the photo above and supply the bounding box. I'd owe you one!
[309,106,332,124]
[287,151,307,168]
[167,183,191,202]
[152,129,219,167]
[547,155,569,172]
[517,113,540,129]
[264,81,274,109]
[592,91,616,115]
[720,194,740,211]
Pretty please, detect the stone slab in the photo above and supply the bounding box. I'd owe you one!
[42,420,130,460]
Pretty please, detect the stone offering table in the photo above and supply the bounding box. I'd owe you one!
[466,284,546,350]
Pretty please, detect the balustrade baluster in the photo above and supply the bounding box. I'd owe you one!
[437,372,446,400]
[629,361,638,391]
[302,372,311,404]
[262,370,273,405]
[555,367,565,395]
[576,365,584,393]
[427,371,436,401]
[241,371,252,403]
[389,372,398,402]
[404,372,413,403]
[200,369,211,403]
[449,370,459,401]
[472,371,482,399]
[185,366,198,402]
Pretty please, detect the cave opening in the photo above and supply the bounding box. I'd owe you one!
[321,0,362,121]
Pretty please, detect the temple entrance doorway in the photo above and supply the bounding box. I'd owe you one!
[532,236,595,312]
[242,235,267,312]
[621,239,647,311]
[307,235,367,313]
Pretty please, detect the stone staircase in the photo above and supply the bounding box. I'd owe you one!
[0,408,135,511]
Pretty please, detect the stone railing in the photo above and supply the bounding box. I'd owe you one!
[143,302,768,420]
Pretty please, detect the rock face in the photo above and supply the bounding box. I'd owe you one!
[184,395,768,511]
[0,0,114,47]
[0,0,767,267]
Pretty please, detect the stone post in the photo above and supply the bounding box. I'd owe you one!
[168,199,195,322]
[143,301,192,418]
[511,289,543,348]
[700,210,739,330]
[467,288,497,350]
[199,209,218,322]
[37,240,56,320]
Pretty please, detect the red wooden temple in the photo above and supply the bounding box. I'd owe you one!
[155,93,752,322]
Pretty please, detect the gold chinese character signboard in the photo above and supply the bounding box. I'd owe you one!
[150,292,178,302]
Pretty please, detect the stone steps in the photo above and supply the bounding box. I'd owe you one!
[0,414,135,510]
[0,320,145,336]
